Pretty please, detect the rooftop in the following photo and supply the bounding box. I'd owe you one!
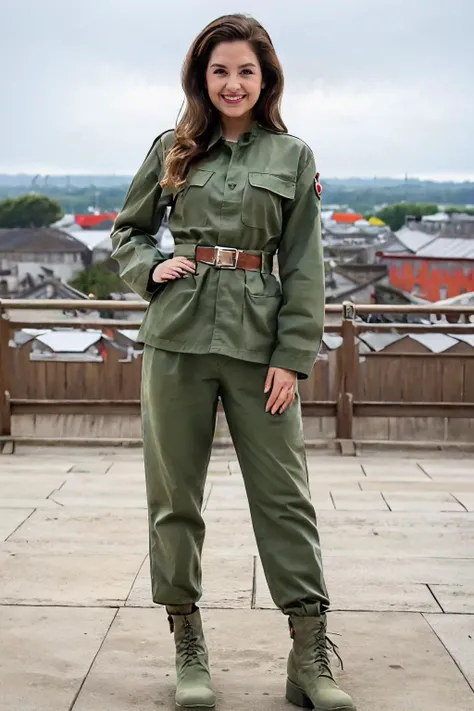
[0,227,88,253]
[0,447,473,710]
[382,225,474,260]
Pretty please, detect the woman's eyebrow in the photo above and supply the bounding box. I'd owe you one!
[210,62,257,69]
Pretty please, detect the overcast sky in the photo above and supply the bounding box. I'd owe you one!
[1,0,473,179]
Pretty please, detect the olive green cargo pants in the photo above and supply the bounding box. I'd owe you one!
[141,347,330,617]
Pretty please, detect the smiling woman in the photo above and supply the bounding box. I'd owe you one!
[205,45,264,135]
[162,15,287,191]
[110,12,356,711]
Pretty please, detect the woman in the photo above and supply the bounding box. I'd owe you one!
[111,13,356,711]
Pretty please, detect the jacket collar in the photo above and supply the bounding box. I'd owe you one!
[207,121,260,150]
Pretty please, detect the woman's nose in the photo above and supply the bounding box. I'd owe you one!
[224,75,242,92]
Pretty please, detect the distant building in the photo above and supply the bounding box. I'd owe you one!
[325,264,388,303]
[407,212,474,237]
[378,221,474,301]
[0,227,91,296]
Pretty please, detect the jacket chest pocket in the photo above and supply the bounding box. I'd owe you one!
[242,172,296,234]
[172,169,214,227]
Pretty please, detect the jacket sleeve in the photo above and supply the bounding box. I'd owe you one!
[269,146,324,379]
[110,135,172,301]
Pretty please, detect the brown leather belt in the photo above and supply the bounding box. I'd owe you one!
[195,246,263,271]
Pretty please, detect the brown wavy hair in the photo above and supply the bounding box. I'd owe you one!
[161,14,287,191]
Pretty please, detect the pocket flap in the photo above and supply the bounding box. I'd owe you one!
[248,172,296,199]
[187,169,215,187]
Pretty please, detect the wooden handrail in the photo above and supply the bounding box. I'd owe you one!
[2,298,474,447]
[0,306,11,437]
[2,298,474,315]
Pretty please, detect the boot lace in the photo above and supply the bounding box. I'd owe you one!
[182,616,199,668]
[313,619,344,679]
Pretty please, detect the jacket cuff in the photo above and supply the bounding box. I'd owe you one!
[269,346,318,380]
[129,262,163,302]
[146,266,164,295]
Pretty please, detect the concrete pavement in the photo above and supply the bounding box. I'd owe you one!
[0,447,473,710]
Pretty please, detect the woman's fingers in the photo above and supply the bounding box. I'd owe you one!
[177,258,196,272]
[264,368,274,394]
[265,382,281,412]
[267,382,292,415]
[270,386,291,415]
[279,390,295,414]
[152,257,196,284]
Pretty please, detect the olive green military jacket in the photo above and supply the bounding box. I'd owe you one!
[111,123,324,378]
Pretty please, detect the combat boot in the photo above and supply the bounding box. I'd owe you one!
[286,615,356,710]
[167,605,216,710]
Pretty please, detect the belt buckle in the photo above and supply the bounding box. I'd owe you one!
[215,246,239,269]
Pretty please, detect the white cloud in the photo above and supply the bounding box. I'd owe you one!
[0,0,473,178]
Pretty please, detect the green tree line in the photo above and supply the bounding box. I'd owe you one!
[0,194,63,228]
[1,179,473,215]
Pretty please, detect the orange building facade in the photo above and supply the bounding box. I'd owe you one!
[379,254,474,301]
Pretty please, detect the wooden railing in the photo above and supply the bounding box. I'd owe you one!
[1,299,474,448]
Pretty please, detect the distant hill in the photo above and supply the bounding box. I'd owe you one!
[0,174,133,188]
[0,175,473,213]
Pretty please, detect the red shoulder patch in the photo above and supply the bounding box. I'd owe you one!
[314,172,322,200]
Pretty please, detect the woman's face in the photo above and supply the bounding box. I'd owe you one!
[205,41,263,122]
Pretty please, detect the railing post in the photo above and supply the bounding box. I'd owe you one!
[0,301,12,439]
[336,301,357,449]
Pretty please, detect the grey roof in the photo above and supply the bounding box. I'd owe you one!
[63,228,112,251]
[35,330,103,353]
[322,334,343,350]
[390,226,436,253]
[0,228,87,253]
[416,237,474,259]
[434,291,474,307]
[409,333,460,353]
[331,331,474,353]
[453,334,474,347]
[117,329,140,342]
[19,279,89,300]
[358,332,403,351]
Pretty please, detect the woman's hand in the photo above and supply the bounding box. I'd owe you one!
[264,367,297,415]
[152,257,196,283]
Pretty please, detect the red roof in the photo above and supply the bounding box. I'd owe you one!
[75,214,117,228]
[332,212,364,224]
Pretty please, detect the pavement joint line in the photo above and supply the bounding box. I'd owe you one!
[49,496,64,508]
[360,464,368,477]
[46,482,65,500]
[47,479,68,499]
[124,553,148,606]
[68,607,120,711]
[203,484,213,512]
[2,602,473,614]
[426,584,445,614]
[380,492,392,511]
[329,491,336,510]
[416,462,432,479]
[0,602,124,609]
[451,494,469,512]
[3,508,36,542]
[422,613,474,694]
[251,556,257,610]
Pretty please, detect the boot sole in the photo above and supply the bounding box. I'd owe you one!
[286,678,356,711]
[175,703,215,710]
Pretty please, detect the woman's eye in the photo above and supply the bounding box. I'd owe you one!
[214,68,225,75]
[241,69,253,75]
